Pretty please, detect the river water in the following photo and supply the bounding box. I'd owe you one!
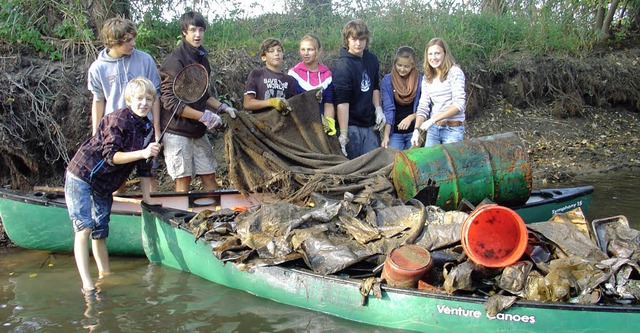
[565,168,639,228]
[0,249,403,332]
[1,169,638,332]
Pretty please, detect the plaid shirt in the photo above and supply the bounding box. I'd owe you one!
[67,107,153,196]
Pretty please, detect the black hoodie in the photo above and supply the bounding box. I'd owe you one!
[331,46,380,127]
[159,40,211,138]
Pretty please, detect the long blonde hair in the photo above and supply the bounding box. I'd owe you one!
[423,37,457,83]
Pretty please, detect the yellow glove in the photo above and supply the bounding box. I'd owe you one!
[324,116,337,136]
[268,97,291,114]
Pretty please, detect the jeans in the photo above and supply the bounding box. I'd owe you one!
[346,125,381,159]
[388,132,413,150]
[65,171,112,239]
[424,125,465,147]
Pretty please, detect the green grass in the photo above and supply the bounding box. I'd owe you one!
[181,7,593,70]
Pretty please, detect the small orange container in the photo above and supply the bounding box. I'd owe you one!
[461,204,528,268]
[381,245,432,288]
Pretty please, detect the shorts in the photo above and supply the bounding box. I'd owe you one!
[64,171,112,239]
[163,132,217,179]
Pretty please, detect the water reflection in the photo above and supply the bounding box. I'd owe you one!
[0,248,402,332]
[82,289,104,331]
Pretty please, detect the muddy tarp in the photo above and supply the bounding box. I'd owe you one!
[591,216,640,259]
[414,206,468,251]
[191,196,426,275]
[527,220,608,261]
[224,90,397,203]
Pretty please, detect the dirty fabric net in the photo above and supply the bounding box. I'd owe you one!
[173,64,209,103]
[225,90,398,204]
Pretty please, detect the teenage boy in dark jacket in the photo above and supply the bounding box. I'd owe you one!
[159,11,237,192]
[332,19,385,159]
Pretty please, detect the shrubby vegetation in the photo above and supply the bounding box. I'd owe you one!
[1,0,638,65]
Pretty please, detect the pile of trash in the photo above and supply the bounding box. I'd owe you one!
[185,193,640,309]
[188,192,425,275]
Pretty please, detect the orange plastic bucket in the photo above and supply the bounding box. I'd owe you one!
[460,204,528,268]
[381,245,432,288]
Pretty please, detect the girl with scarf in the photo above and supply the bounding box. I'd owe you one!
[380,46,422,150]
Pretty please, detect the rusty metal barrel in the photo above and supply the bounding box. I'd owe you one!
[392,132,532,210]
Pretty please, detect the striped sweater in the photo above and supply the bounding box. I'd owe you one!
[416,65,466,122]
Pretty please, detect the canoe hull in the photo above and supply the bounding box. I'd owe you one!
[141,202,639,332]
[0,193,142,255]
[0,189,254,256]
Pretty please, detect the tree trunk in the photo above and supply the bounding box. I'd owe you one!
[86,0,132,37]
[603,0,621,32]
[631,4,640,30]
[596,0,621,42]
[111,0,131,18]
[595,0,605,31]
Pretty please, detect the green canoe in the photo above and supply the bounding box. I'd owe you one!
[509,185,593,223]
[0,188,255,256]
[140,197,638,332]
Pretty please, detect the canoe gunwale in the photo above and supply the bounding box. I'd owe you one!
[516,186,594,210]
[0,189,141,217]
[0,188,247,217]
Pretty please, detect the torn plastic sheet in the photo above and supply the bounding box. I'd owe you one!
[498,261,534,295]
[527,220,608,261]
[591,215,640,259]
[523,256,610,303]
[484,294,518,317]
[443,260,476,294]
[194,195,425,275]
[414,206,468,251]
[599,257,640,301]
